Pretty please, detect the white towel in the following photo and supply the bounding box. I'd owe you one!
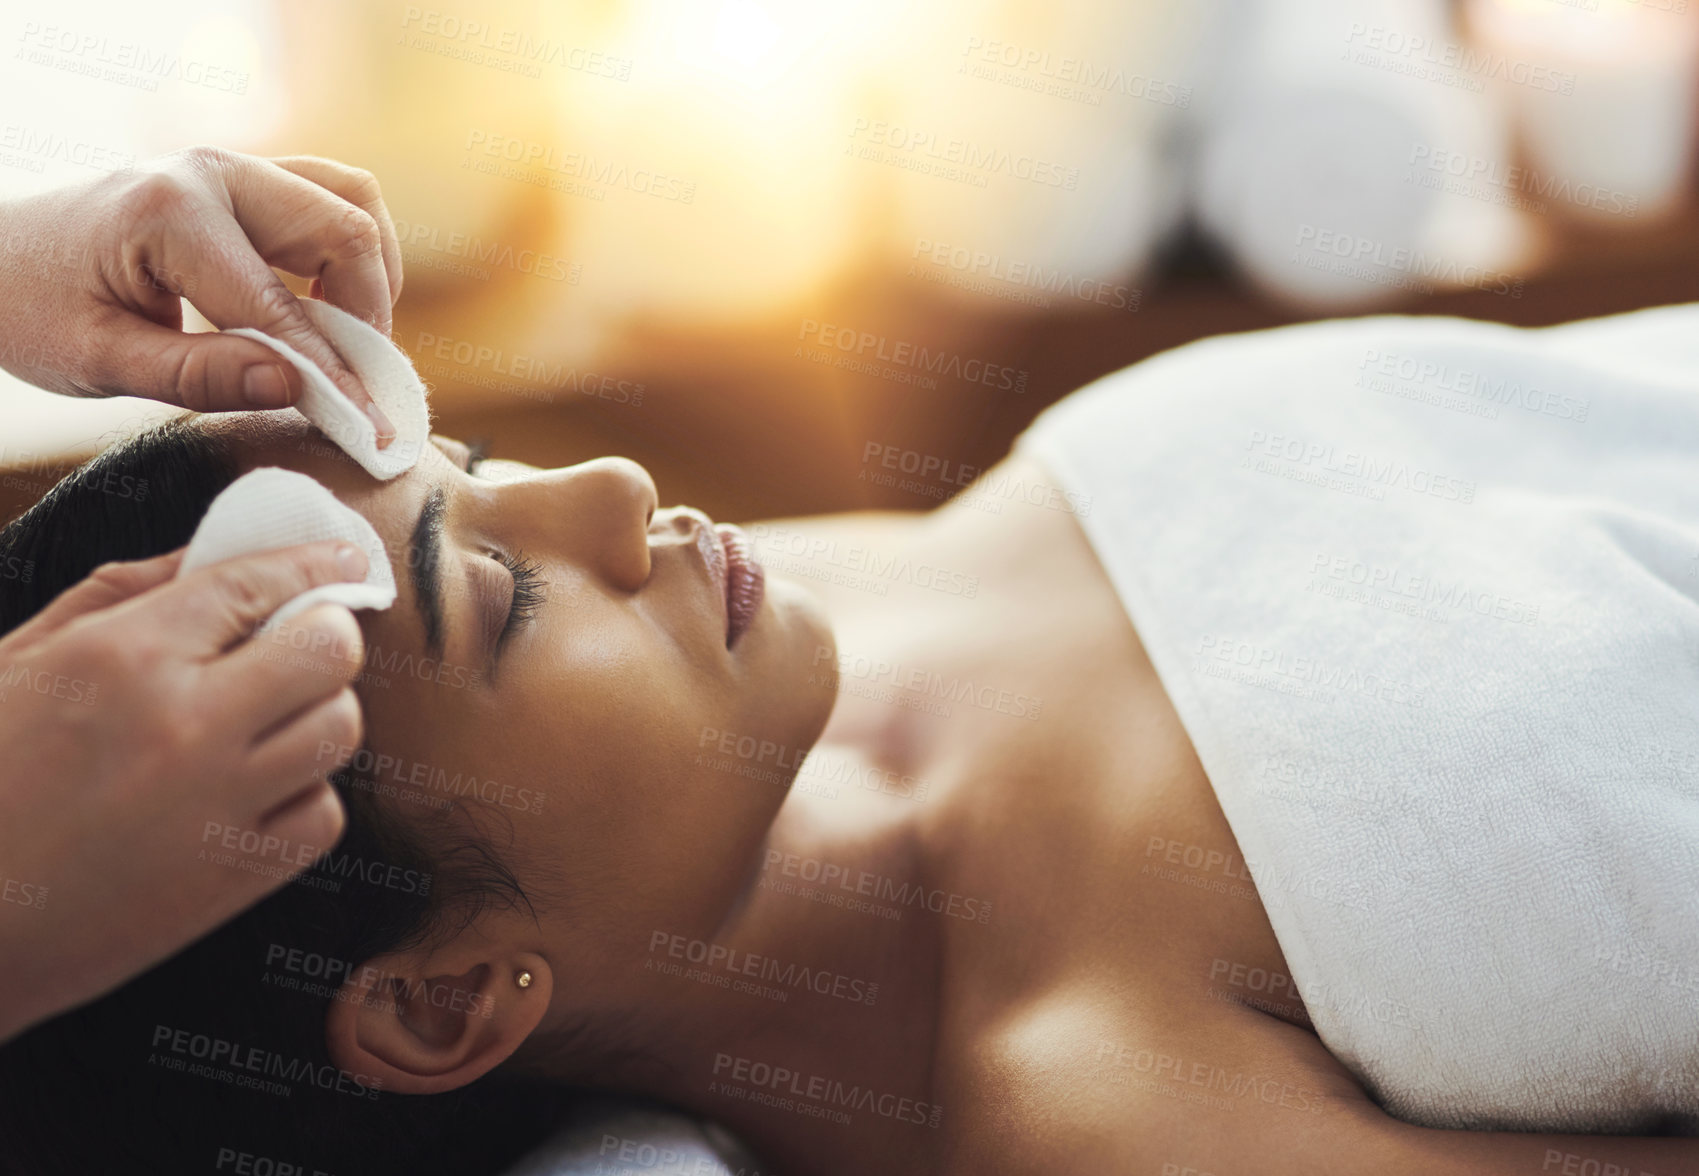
[225,297,430,481]
[1016,305,1699,1134]
[176,298,433,625]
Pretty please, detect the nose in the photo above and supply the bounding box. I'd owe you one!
[492,457,658,591]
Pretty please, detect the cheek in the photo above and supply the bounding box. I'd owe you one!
[508,651,709,783]
[352,680,478,798]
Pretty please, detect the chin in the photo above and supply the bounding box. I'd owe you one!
[755,576,839,738]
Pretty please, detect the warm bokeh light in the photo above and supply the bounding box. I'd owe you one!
[1,0,1697,516]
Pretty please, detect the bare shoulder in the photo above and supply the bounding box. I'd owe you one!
[930,996,1146,1176]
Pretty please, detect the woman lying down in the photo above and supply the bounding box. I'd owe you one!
[1,305,1696,1176]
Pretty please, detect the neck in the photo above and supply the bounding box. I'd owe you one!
[578,733,952,1173]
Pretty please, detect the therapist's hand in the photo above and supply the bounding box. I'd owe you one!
[0,542,371,1043]
[0,145,401,443]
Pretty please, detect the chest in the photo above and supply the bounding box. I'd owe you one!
[818,481,1305,1021]
[849,499,1350,1170]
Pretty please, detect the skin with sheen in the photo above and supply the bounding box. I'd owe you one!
[207,413,1699,1176]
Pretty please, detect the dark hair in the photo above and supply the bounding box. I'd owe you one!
[0,421,572,1175]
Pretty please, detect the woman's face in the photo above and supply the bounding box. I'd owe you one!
[226,418,837,1049]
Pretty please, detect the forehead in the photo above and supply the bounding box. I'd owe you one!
[205,410,460,564]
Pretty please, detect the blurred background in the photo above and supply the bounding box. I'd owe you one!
[3,0,1699,522]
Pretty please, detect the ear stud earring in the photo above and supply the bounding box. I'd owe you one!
[515,970,533,989]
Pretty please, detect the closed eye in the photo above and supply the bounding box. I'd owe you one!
[461,438,546,657]
[465,438,493,475]
[496,551,546,649]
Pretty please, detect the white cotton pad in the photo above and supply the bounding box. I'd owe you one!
[224,298,430,480]
[179,467,395,629]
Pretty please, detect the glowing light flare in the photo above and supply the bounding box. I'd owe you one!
[1467,0,1699,62]
[664,0,838,90]
[1464,0,1699,215]
[708,0,783,70]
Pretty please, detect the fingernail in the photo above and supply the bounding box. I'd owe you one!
[242,364,292,408]
[365,400,397,450]
[335,543,367,580]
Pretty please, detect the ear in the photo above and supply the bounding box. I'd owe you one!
[324,945,552,1095]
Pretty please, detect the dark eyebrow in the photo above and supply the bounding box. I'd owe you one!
[408,486,447,658]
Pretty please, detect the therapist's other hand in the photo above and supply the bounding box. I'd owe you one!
[0,145,401,444]
[0,541,371,1042]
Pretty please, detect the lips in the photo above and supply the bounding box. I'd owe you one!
[716,523,764,648]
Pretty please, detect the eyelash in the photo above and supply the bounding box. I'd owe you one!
[464,440,546,644]
[465,438,493,473]
[497,551,546,645]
